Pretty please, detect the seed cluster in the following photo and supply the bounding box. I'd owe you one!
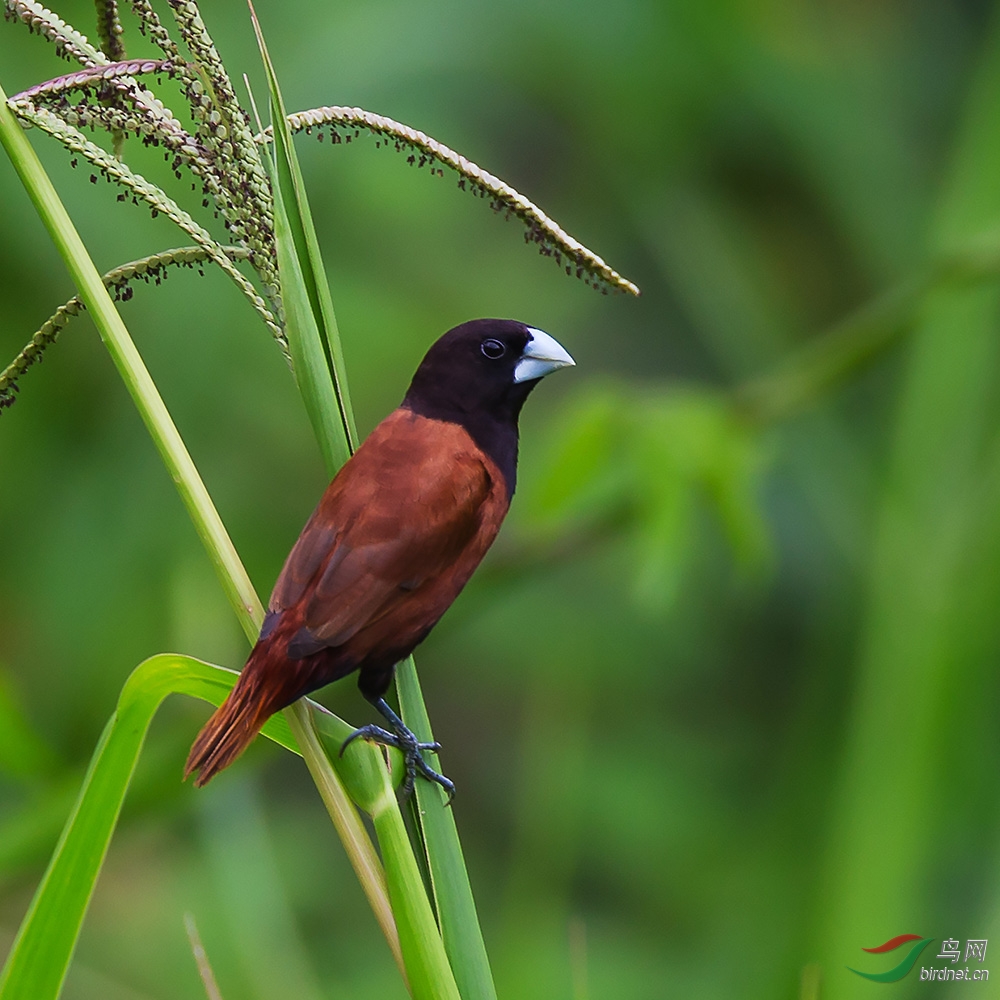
[16,102,282,339]
[282,107,640,297]
[4,0,103,66]
[94,0,124,62]
[1,0,638,415]
[0,246,248,410]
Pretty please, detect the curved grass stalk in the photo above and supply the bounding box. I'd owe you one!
[12,57,179,102]
[264,105,641,296]
[10,101,284,343]
[0,245,249,411]
[3,0,103,66]
[0,655,401,1000]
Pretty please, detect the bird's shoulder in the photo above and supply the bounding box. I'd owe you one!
[319,407,504,525]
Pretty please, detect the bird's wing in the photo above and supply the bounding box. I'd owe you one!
[268,410,496,651]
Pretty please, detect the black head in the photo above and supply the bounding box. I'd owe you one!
[402,319,574,425]
[402,319,575,493]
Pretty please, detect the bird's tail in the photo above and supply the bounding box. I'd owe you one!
[185,665,278,787]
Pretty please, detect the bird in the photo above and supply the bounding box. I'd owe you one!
[185,318,575,795]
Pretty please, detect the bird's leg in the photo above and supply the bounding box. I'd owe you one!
[341,697,455,802]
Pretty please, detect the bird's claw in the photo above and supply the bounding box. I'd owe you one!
[407,747,455,804]
[340,722,455,804]
[340,724,397,754]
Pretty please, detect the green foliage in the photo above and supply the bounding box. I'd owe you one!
[524,384,770,610]
[5,1,1000,999]
[0,655,297,1000]
[249,3,357,474]
[397,658,497,1000]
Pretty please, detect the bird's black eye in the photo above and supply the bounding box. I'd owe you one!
[481,339,506,359]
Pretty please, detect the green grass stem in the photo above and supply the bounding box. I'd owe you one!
[397,658,498,1000]
[0,80,262,642]
[0,655,381,1000]
[0,77,404,987]
[249,2,357,471]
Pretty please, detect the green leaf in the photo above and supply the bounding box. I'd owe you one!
[248,2,356,478]
[0,655,296,1000]
[249,11,496,996]
[397,658,499,1000]
[0,652,412,1000]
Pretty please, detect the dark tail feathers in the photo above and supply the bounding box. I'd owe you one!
[185,669,275,787]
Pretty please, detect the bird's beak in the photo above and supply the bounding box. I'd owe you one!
[513,328,576,383]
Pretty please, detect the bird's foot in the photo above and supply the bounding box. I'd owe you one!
[341,722,455,803]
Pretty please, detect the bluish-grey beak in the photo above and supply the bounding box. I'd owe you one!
[513,328,576,383]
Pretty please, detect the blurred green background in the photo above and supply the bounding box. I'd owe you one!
[3,1,1000,997]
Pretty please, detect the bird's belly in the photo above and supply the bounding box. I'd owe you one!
[346,549,485,670]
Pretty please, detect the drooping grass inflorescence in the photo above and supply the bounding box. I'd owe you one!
[0,245,247,410]
[272,106,641,296]
[1,0,639,414]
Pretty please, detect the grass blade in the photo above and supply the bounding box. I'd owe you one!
[0,90,403,982]
[0,77,263,643]
[251,8,496,1000]
[371,788,462,1000]
[397,658,498,1000]
[0,654,368,1000]
[316,700,462,1000]
[248,1,356,475]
